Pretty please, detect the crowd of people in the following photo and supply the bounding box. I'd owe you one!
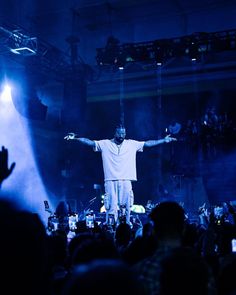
[1,145,236,295]
[167,107,235,156]
[164,107,236,176]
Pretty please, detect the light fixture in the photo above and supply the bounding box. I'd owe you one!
[10,46,37,55]
[96,29,236,67]
[0,26,37,56]
[9,35,37,56]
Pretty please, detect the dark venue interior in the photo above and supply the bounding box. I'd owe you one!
[0,0,236,219]
[2,2,236,295]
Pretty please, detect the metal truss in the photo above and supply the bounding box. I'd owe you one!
[0,23,92,82]
[96,29,236,67]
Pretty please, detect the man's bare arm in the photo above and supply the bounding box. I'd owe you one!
[64,133,95,147]
[144,135,177,148]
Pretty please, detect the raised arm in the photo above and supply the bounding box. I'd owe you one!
[0,146,16,188]
[144,134,177,148]
[64,132,95,147]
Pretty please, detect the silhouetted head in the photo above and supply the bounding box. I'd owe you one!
[62,258,147,295]
[150,201,186,239]
[55,201,69,217]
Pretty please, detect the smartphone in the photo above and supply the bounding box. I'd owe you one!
[44,200,49,210]
[108,214,115,226]
[86,214,95,228]
[232,239,236,252]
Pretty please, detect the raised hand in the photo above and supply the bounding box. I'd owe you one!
[64,132,77,141]
[198,203,208,216]
[0,146,16,186]
[164,134,177,143]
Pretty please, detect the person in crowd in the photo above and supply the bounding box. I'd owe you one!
[201,106,219,159]
[159,246,216,295]
[132,201,188,294]
[61,258,148,295]
[0,197,52,295]
[54,201,71,234]
[64,124,176,226]
[203,106,219,129]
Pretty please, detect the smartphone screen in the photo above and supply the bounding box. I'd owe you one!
[86,214,95,228]
[44,200,49,209]
[232,239,236,252]
[108,214,115,226]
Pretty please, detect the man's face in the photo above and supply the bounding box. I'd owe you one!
[114,128,126,144]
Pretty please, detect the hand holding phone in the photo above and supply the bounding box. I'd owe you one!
[232,239,236,252]
[86,213,95,228]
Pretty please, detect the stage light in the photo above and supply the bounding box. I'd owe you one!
[10,46,36,56]
[0,26,37,56]
[0,84,12,103]
[96,29,236,67]
[0,78,49,226]
[131,204,145,213]
[8,33,37,56]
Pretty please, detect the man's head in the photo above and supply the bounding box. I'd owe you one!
[150,201,186,240]
[114,125,126,144]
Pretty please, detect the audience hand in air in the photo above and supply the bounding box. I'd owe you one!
[164,134,177,143]
[0,146,16,185]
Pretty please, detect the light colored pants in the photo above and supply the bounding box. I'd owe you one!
[104,180,134,224]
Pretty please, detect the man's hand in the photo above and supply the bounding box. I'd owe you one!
[64,132,77,141]
[164,134,177,143]
[0,146,16,186]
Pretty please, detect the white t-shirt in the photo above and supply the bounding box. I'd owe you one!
[94,139,145,181]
